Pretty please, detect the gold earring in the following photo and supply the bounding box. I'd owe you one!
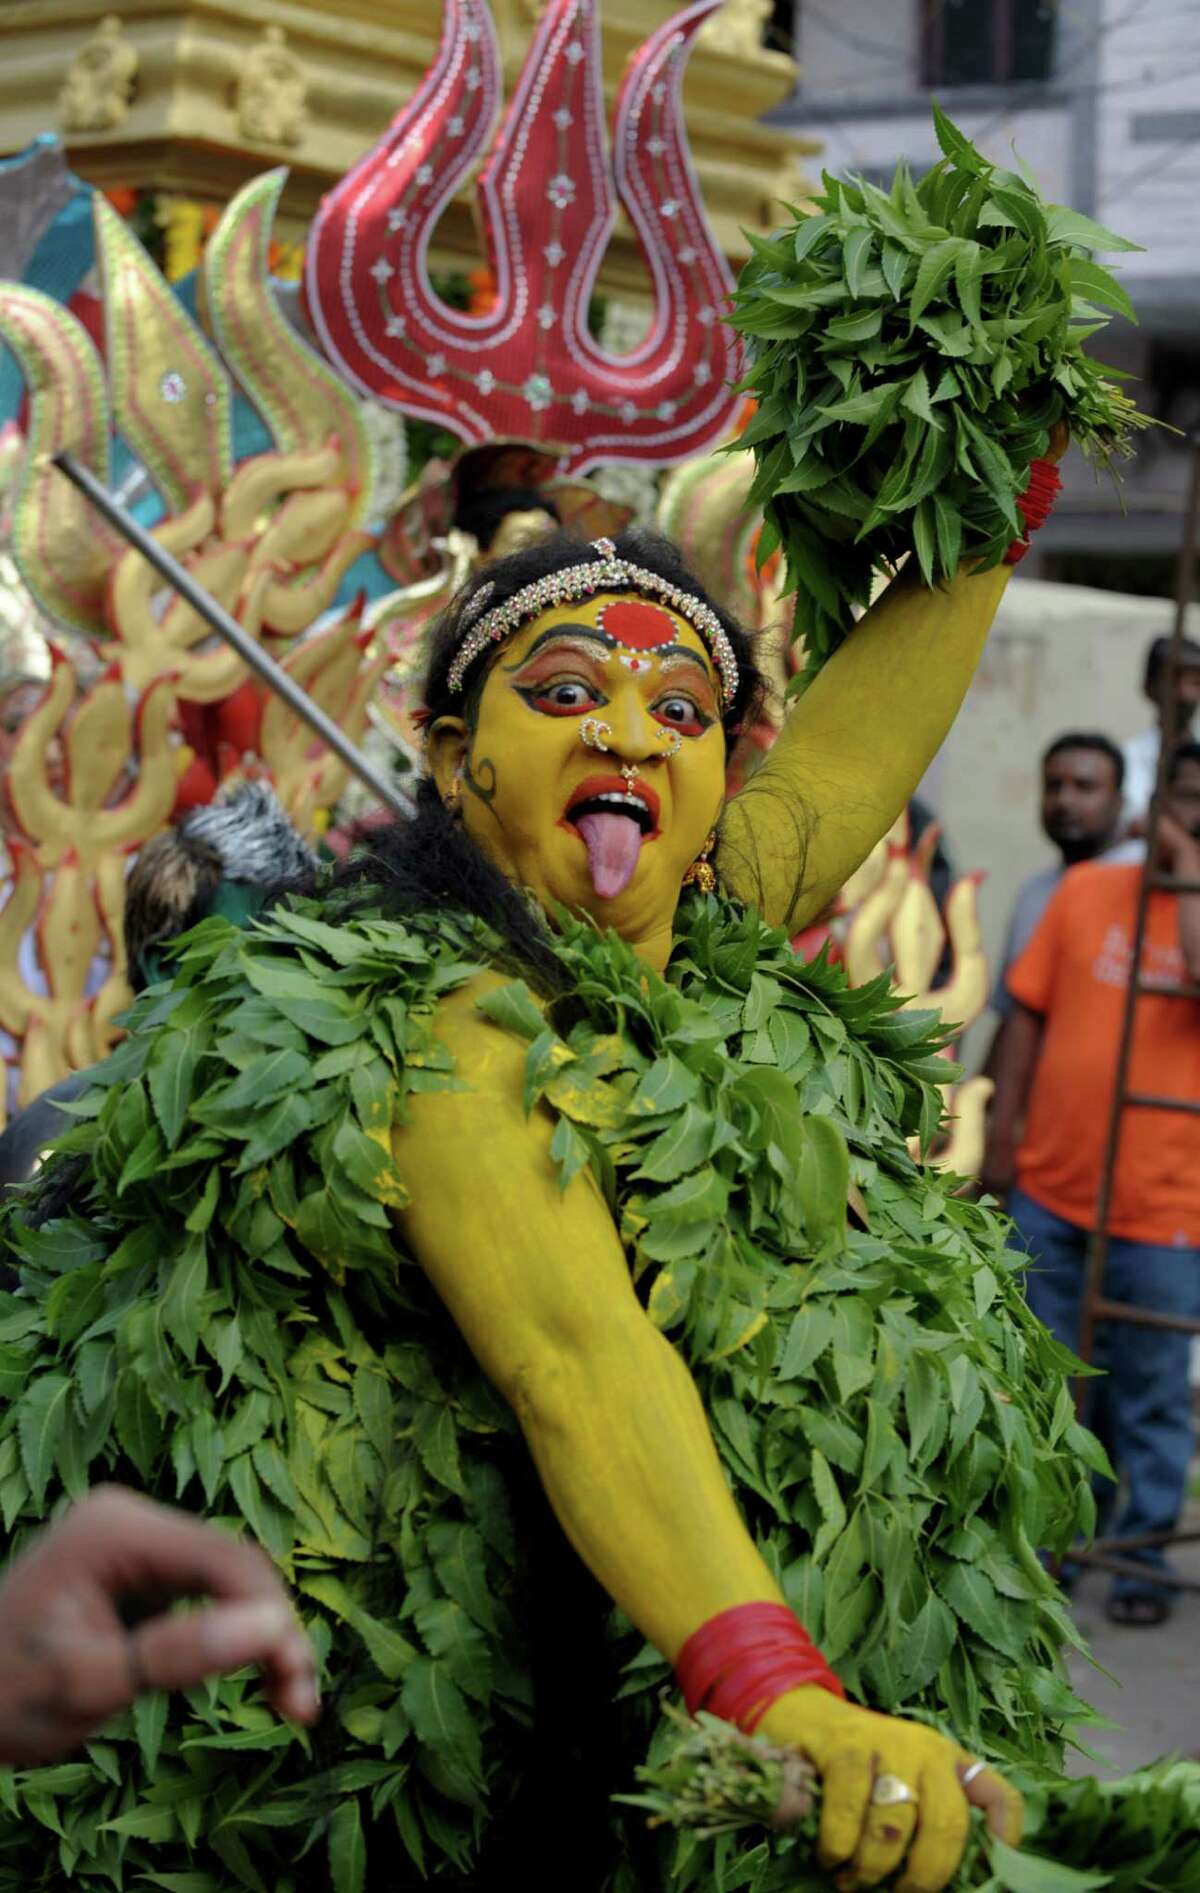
[681,831,718,895]
[444,775,462,816]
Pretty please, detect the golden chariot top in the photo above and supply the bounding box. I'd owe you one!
[0,0,815,297]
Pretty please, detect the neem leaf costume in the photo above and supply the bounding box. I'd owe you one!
[0,516,1088,1893]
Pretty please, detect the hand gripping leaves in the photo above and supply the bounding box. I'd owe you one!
[732,107,1152,674]
[627,1711,1200,1892]
[0,890,1106,1890]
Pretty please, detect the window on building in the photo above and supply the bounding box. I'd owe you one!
[921,0,1057,88]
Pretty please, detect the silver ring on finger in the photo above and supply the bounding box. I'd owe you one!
[871,1773,917,1806]
[959,1758,988,1787]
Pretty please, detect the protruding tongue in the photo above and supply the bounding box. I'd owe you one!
[575,811,644,899]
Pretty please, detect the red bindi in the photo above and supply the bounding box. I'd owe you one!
[598,600,677,650]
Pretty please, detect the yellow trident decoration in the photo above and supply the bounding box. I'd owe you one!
[839,813,992,1180]
[0,170,416,1114]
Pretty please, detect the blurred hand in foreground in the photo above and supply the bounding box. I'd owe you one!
[0,1486,317,1764]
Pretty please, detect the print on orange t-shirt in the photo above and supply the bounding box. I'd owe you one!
[1006,861,1200,1246]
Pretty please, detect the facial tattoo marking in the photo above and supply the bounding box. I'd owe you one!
[463,749,499,815]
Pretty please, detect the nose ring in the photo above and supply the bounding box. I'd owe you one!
[657,727,683,759]
[580,716,613,753]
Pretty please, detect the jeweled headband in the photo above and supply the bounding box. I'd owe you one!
[445,539,740,707]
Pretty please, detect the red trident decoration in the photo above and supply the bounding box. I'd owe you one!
[305,0,741,473]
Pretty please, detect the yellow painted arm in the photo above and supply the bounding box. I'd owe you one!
[393,976,783,1660]
[719,564,1010,933]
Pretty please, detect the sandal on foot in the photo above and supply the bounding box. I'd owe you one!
[1106,1593,1172,1627]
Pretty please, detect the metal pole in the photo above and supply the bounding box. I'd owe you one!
[53,452,412,823]
[1091,1524,1200,1554]
[1174,433,1200,639]
[1071,1549,1200,1593]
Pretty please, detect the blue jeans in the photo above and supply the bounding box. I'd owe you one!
[1009,1187,1200,1600]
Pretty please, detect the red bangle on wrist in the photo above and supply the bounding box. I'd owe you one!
[674,1602,845,1734]
[1004,456,1062,564]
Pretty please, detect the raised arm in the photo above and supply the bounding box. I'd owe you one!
[719,563,1010,933]
[393,977,1020,1890]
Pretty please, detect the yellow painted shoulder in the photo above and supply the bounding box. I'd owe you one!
[421,967,547,1091]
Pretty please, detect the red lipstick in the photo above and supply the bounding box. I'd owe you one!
[562,773,662,830]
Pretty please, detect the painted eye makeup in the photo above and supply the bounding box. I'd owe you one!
[652,691,714,738]
[509,636,716,730]
[513,664,606,718]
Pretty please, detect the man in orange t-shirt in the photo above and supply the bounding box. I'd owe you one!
[982,741,1200,1625]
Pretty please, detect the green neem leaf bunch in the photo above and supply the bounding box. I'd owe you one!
[626,1711,1200,1893]
[730,105,1150,673]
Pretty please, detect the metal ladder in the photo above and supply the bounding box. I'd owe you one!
[1073,435,1200,1593]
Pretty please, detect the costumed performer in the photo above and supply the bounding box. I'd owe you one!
[0,503,1091,1893]
[392,531,1025,1889]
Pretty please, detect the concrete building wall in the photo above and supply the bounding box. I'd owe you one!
[784,0,1200,311]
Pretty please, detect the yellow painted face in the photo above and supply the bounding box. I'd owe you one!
[432,594,727,952]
